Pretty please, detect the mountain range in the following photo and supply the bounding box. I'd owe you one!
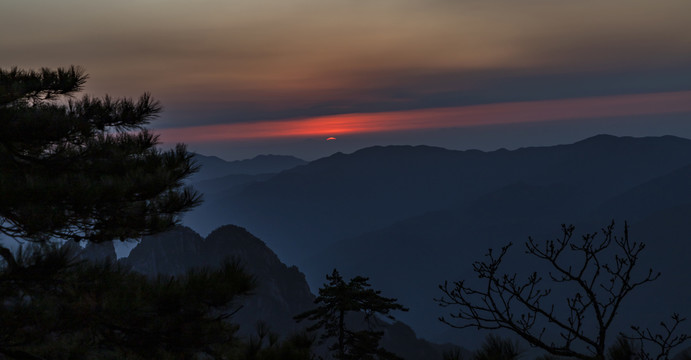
[79,225,461,359]
[180,135,691,347]
[189,153,307,183]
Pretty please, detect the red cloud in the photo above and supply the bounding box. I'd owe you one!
[159,91,691,143]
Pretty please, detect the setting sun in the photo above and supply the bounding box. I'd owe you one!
[158,91,691,144]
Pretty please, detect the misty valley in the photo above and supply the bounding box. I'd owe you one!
[136,135,691,358]
[3,116,691,358]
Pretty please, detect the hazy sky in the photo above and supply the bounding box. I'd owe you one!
[3,0,691,159]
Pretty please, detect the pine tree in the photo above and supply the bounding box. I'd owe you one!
[295,269,408,360]
[0,66,258,359]
[1,245,255,359]
[0,66,200,243]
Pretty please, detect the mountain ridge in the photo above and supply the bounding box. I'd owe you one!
[184,134,691,260]
[180,134,691,347]
[190,153,307,183]
[120,225,461,360]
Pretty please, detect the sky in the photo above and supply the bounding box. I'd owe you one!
[3,0,691,160]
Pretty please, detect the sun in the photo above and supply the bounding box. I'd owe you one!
[326,137,336,141]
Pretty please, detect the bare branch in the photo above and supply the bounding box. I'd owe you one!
[624,314,689,360]
[438,222,682,360]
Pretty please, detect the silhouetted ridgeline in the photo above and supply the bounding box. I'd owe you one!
[123,225,313,337]
[189,153,307,183]
[108,225,460,360]
[181,134,691,347]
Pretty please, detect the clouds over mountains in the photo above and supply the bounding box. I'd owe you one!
[4,0,691,129]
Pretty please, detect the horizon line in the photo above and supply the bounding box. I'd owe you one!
[157,90,691,144]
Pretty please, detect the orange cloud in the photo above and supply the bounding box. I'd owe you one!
[157,91,691,143]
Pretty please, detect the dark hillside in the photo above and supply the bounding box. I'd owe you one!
[189,153,306,183]
[124,225,314,337]
[121,226,460,359]
[180,135,691,349]
[185,135,691,265]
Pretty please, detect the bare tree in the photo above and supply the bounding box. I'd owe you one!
[626,313,689,360]
[437,222,688,360]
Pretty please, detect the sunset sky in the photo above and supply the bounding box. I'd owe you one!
[3,0,691,159]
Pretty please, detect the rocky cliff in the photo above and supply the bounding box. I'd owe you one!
[124,225,314,336]
[117,225,463,359]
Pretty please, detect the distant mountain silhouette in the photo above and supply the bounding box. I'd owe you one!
[189,153,307,183]
[185,135,691,259]
[182,134,691,347]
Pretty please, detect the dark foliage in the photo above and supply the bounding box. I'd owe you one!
[0,66,260,359]
[235,321,318,360]
[0,66,201,243]
[295,269,408,359]
[472,335,523,360]
[0,244,254,359]
[607,337,637,360]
